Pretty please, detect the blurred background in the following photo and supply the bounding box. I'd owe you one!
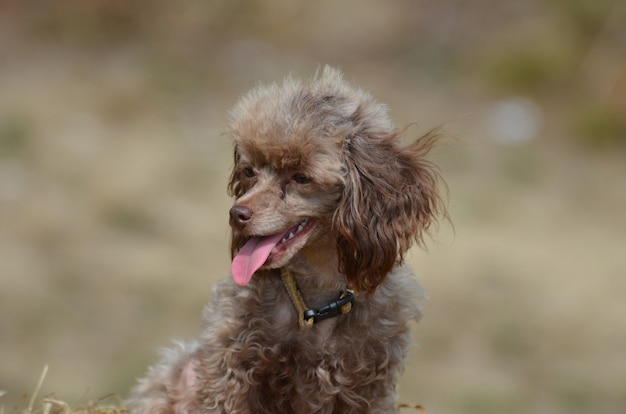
[1,0,625,413]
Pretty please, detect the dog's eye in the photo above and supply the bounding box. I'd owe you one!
[242,167,255,178]
[293,173,311,184]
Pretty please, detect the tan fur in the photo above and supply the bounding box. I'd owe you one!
[127,66,446,413]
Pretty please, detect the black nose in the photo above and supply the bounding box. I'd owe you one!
[229,205,253,228]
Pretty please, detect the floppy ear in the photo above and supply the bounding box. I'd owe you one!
[227,145,243,199]
[227,145,247,259]
[333,129,445,295]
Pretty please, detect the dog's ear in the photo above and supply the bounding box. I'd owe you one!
[228,145,246,259]
[227,145,243,199]
[333,129,445,295]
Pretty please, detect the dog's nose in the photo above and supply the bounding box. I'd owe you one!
[229,205,253,228]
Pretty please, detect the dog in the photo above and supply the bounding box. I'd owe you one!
[127,66,446,413]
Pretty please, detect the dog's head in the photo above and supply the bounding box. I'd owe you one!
[227,66,445,295]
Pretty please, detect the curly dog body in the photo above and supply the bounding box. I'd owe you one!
[128,66,445,413]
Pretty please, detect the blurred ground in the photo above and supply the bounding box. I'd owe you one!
[1,1,625,413]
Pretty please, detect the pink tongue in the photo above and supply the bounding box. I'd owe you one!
[231,232,286,286]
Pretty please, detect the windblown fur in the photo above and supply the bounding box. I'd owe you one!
[127,66,446,413]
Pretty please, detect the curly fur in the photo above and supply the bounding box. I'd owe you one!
[127,66,446,413]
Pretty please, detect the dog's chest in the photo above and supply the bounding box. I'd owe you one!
[240,330,358,413]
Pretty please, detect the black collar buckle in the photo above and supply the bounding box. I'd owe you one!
[303,290,355,325]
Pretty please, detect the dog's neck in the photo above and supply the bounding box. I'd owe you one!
[281,237,347,310]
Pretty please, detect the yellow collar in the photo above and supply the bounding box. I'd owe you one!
[280,268,355,330]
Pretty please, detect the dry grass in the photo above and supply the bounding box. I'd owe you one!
[5,397,128,414]
[1,367,128,414]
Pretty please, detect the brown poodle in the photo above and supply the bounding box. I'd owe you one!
[127,66,446,413]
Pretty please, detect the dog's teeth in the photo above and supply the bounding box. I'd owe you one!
[271,247,277,254]
[279,222,309,245]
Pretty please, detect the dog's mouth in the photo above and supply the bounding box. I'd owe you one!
[231,220,316,286]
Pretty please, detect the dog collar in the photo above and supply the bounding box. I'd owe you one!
[280,268,355,330]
